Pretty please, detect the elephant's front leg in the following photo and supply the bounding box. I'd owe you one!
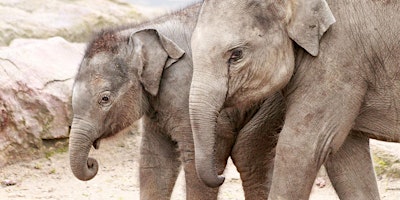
[270,115,353,199]
[326,131,380,200]
[231,129,277,199]
[231,93,284,199]
[140,117,181,200]
[269,76,367,199]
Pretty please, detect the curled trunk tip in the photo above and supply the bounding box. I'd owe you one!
[78,157,98,181]
[70,155,99,181]
[198,171,225,188]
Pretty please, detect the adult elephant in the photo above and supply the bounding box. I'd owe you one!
[189,0,400,199]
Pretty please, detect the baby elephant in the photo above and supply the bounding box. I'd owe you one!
[69,3,283,200]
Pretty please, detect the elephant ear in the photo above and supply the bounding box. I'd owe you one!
[129,29,185,96]
[287,0,335,56]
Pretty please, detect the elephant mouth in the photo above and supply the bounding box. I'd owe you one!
[93,138,101,149]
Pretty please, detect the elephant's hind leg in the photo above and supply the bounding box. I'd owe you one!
[325,131,380,200]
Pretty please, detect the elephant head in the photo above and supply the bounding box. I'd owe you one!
[69,29,184,181]
[189,0,335,187]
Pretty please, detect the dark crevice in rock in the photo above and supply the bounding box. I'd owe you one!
[43,78,73,89]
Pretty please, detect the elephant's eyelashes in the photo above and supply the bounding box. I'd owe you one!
[228,49,243,64]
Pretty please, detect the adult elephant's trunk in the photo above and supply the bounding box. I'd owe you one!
[69,118,99,181]
[189,62,228,188]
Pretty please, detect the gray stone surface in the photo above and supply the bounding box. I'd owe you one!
[0,37,85,166]
[0,0,142,46]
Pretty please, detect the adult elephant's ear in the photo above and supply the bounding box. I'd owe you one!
[129,29,185,96]
[287,0,335,56]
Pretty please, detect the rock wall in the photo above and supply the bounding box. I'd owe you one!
[0,37,85,166]
[0,0,143,167]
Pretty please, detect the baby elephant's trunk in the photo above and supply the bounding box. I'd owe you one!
[69,118,99,181]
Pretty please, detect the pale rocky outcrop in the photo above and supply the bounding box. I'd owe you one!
[0,0,143,46]
[0,37,85,166]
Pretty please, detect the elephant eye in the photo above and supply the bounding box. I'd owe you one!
[228,49,243,64]
[98,92,112,106]
[102,96,109,102]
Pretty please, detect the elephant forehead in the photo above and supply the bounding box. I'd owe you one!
[86,53,114,71]
[193,12,267,52]
[192,30,236,51]
[73,73,109,99]
[72,81,92,110]
[79,53,128,82]
[77,53,112,79]
[191,25,262,57]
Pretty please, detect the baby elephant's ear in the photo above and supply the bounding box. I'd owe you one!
[130,29,185,96]
[287,0,335,56]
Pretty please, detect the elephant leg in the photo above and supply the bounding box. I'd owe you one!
[231,93,283,199]
[325,131,380,200]
[270,117,353,199]
[269,76,366,199]
[140,117,181,200]
[231,130,277,199]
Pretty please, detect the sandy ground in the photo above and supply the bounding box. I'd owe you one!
[1,130,400,200]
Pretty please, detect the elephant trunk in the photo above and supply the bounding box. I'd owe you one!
[189,66,228,188]
[69,118,99,181]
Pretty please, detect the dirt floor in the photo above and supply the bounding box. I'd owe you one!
[1,129,400,200]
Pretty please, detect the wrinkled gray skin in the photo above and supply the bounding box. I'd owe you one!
[69,3,285,199]
[190,0,400,199]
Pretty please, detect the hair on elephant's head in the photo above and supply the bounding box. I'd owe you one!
[189,0,335,187]
[69,28,184,181]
